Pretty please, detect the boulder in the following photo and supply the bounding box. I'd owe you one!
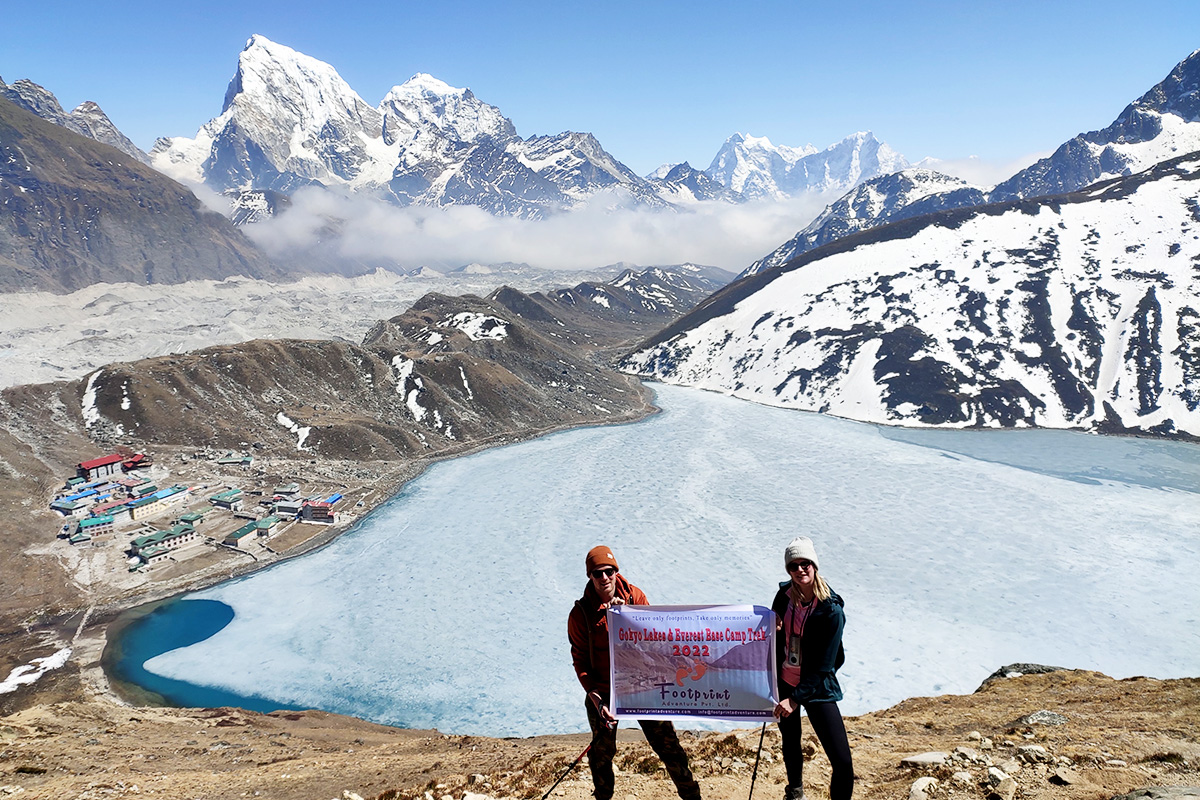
[1051,768,1080,785]
[987,767,1011,786]
[1019,744,1051,763]
[955,746,983,763]
[910,776,938,800]
[902,752,950,768]
[989,776,1018,800]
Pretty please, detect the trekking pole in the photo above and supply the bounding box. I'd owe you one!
[540,743,591,800]
[747,722,768,800]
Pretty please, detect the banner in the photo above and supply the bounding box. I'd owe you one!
[607,604,777,721]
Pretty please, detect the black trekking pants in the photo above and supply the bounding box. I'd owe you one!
[585,697,701,800]
[778,699,853,800]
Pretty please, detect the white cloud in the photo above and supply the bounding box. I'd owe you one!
[242,187,833,272]
[914,151,1052,188]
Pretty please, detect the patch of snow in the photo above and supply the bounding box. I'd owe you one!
[0,648,71,694]
[275,411,312,451]
[443,312,509,341]
[459,366,473,400]
[81,370,102,428]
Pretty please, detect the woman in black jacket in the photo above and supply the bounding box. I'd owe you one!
[772,536,853,800]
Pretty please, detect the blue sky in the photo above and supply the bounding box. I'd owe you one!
[5,0,1199,177]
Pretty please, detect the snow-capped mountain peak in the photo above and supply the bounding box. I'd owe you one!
[228,35,379,126]
[153,34,382,190]
[380,73,515,147]
[706,130,908,200]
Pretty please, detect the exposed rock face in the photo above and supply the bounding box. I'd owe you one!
[0,75,149,163]
[0,95,280,292]
[623,153,1200,438]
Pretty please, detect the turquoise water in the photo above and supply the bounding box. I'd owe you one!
[110,598,300,713]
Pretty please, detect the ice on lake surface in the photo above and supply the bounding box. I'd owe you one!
[145,384,1200,735]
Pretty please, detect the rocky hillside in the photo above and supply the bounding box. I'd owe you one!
[0,95,280,292]
[489,263,734,358]
[0,290,650,462]
[0,661,1195,800]
[623,152,1200,438]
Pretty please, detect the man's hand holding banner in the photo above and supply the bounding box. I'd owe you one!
[607,604,778,721]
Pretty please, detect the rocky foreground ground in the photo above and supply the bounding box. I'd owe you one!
[1,667,1196,800]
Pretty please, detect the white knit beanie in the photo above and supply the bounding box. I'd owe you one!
[784,537,820,571]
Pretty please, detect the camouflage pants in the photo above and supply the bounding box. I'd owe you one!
[585,697,702,800]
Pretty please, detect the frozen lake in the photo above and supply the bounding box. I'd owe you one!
[126,384,1200,735]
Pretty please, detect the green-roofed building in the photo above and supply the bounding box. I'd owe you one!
[223,521,259,548]
[209,489,244,511]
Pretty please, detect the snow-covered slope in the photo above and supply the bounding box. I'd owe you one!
[706,131,908,200]
[992,49,1200,201]
[743,169,986,276]
[151,35,664,217]
[743,49,1200,280]
[623,152,1200,438]
[0,76,148,163]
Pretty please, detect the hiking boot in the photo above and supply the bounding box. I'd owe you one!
[784,786,806,800]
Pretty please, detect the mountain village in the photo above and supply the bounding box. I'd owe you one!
[46,445,367,585]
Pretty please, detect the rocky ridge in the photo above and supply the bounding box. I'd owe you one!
[0,662,1194,800]
[0,94,280,292]
[0,76,149,164]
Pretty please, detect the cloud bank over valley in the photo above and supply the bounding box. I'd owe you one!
[243,188,833,273]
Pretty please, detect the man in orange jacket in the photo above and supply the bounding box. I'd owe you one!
[567,545,702,800]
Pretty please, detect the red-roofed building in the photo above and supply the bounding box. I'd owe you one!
[122,453,151,470]
[78,454,123,481]
[301,501,337,525]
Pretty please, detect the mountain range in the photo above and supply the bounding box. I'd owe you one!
[148,35,905,217]
[744,49,1200,278]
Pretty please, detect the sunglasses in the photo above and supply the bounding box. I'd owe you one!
[787,560,814,573]
[591,567,616,579]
